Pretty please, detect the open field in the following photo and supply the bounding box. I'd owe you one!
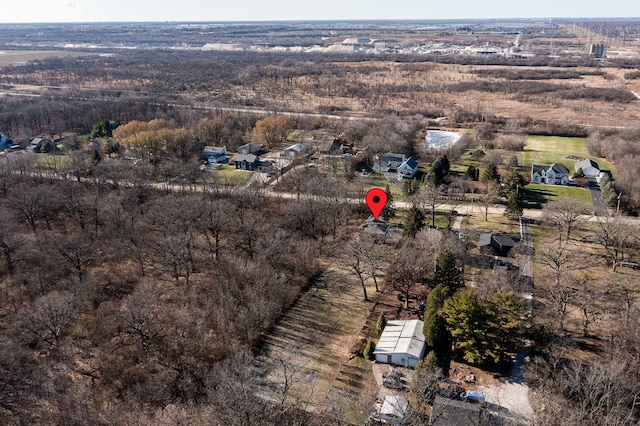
[0,50,87,66]
[522,135,616,174]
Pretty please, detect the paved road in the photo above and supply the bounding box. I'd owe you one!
[587,180,609,217]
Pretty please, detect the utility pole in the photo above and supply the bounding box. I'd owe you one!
[616,192,622,216]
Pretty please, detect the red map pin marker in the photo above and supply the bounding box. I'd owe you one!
[366,188,387,220]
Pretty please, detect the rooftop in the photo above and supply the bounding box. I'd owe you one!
[374,319,425,359]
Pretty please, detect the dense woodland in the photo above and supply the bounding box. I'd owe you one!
[0,154,362,423]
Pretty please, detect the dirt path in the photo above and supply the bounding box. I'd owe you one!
[253,267,376,414]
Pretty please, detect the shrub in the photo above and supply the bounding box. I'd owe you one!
[363,340,376,361]
[375,313,387,338]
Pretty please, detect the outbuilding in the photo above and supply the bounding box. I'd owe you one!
[379,395,409,424]
[374,319,426,369]
[575,159,600,179]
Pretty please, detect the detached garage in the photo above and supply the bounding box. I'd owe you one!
[374,319,426,369]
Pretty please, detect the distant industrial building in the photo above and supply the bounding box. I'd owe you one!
[589,44,607,59]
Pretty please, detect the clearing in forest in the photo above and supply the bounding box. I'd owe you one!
[254,265,377,418]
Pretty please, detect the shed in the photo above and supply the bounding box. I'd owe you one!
[374,320,426,368]
[281,143,306,158]
[380,395,409,424]
[478,233,516,256]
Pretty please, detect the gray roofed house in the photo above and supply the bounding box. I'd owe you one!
[430,396,487,426]
[373,319,426,368]
[373,152,406,172]
[234,154,259,171]
[397,157,419,179]
[531,163,570,185]
[575,159,600,178]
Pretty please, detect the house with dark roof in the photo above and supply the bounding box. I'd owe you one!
[397,157,419,179]
[430,396,487,426]
[234,154,260,171]
[234,154,273,173]
[531,163,570,185]
[479,233,517,256]
[575,159,600,178]
[373,152,406,172]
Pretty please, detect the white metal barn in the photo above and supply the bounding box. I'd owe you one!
[374,319,426,368]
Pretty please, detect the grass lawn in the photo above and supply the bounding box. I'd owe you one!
[524,183,592,209]
[214,165,252,185]
[521,135,616,176]
[369,173,404,199]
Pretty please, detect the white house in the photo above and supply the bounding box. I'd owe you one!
[373,153,406,173]
[397,157,419,179]
[374,319,426,368]
[575,159,600,178]
[531,163,570,185]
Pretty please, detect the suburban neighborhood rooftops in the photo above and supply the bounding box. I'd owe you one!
[373,319,425,359]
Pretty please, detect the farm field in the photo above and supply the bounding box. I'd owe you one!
[0,50,87,66]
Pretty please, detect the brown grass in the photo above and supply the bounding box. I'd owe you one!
[0,50,87,67]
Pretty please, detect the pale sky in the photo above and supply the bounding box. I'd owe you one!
[1,0,639,23]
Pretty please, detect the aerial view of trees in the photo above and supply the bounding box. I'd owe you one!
[0,19,639,425]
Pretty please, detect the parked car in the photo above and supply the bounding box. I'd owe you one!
[460,390,486,403]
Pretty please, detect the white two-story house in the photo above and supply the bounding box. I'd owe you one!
[531,163,570,185]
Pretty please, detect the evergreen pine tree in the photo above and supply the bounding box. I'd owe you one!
[380,184,396,221]
[403,204,425,238]
[375,313,387,338]
[433,251,464,291]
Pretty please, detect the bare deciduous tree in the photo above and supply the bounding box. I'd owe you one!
[21,291,76,348]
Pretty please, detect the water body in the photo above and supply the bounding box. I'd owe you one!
[425,130,461,150]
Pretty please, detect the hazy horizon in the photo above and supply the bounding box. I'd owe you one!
[3,0,639,24]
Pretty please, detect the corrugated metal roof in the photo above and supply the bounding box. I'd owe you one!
[373,320,425,358]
